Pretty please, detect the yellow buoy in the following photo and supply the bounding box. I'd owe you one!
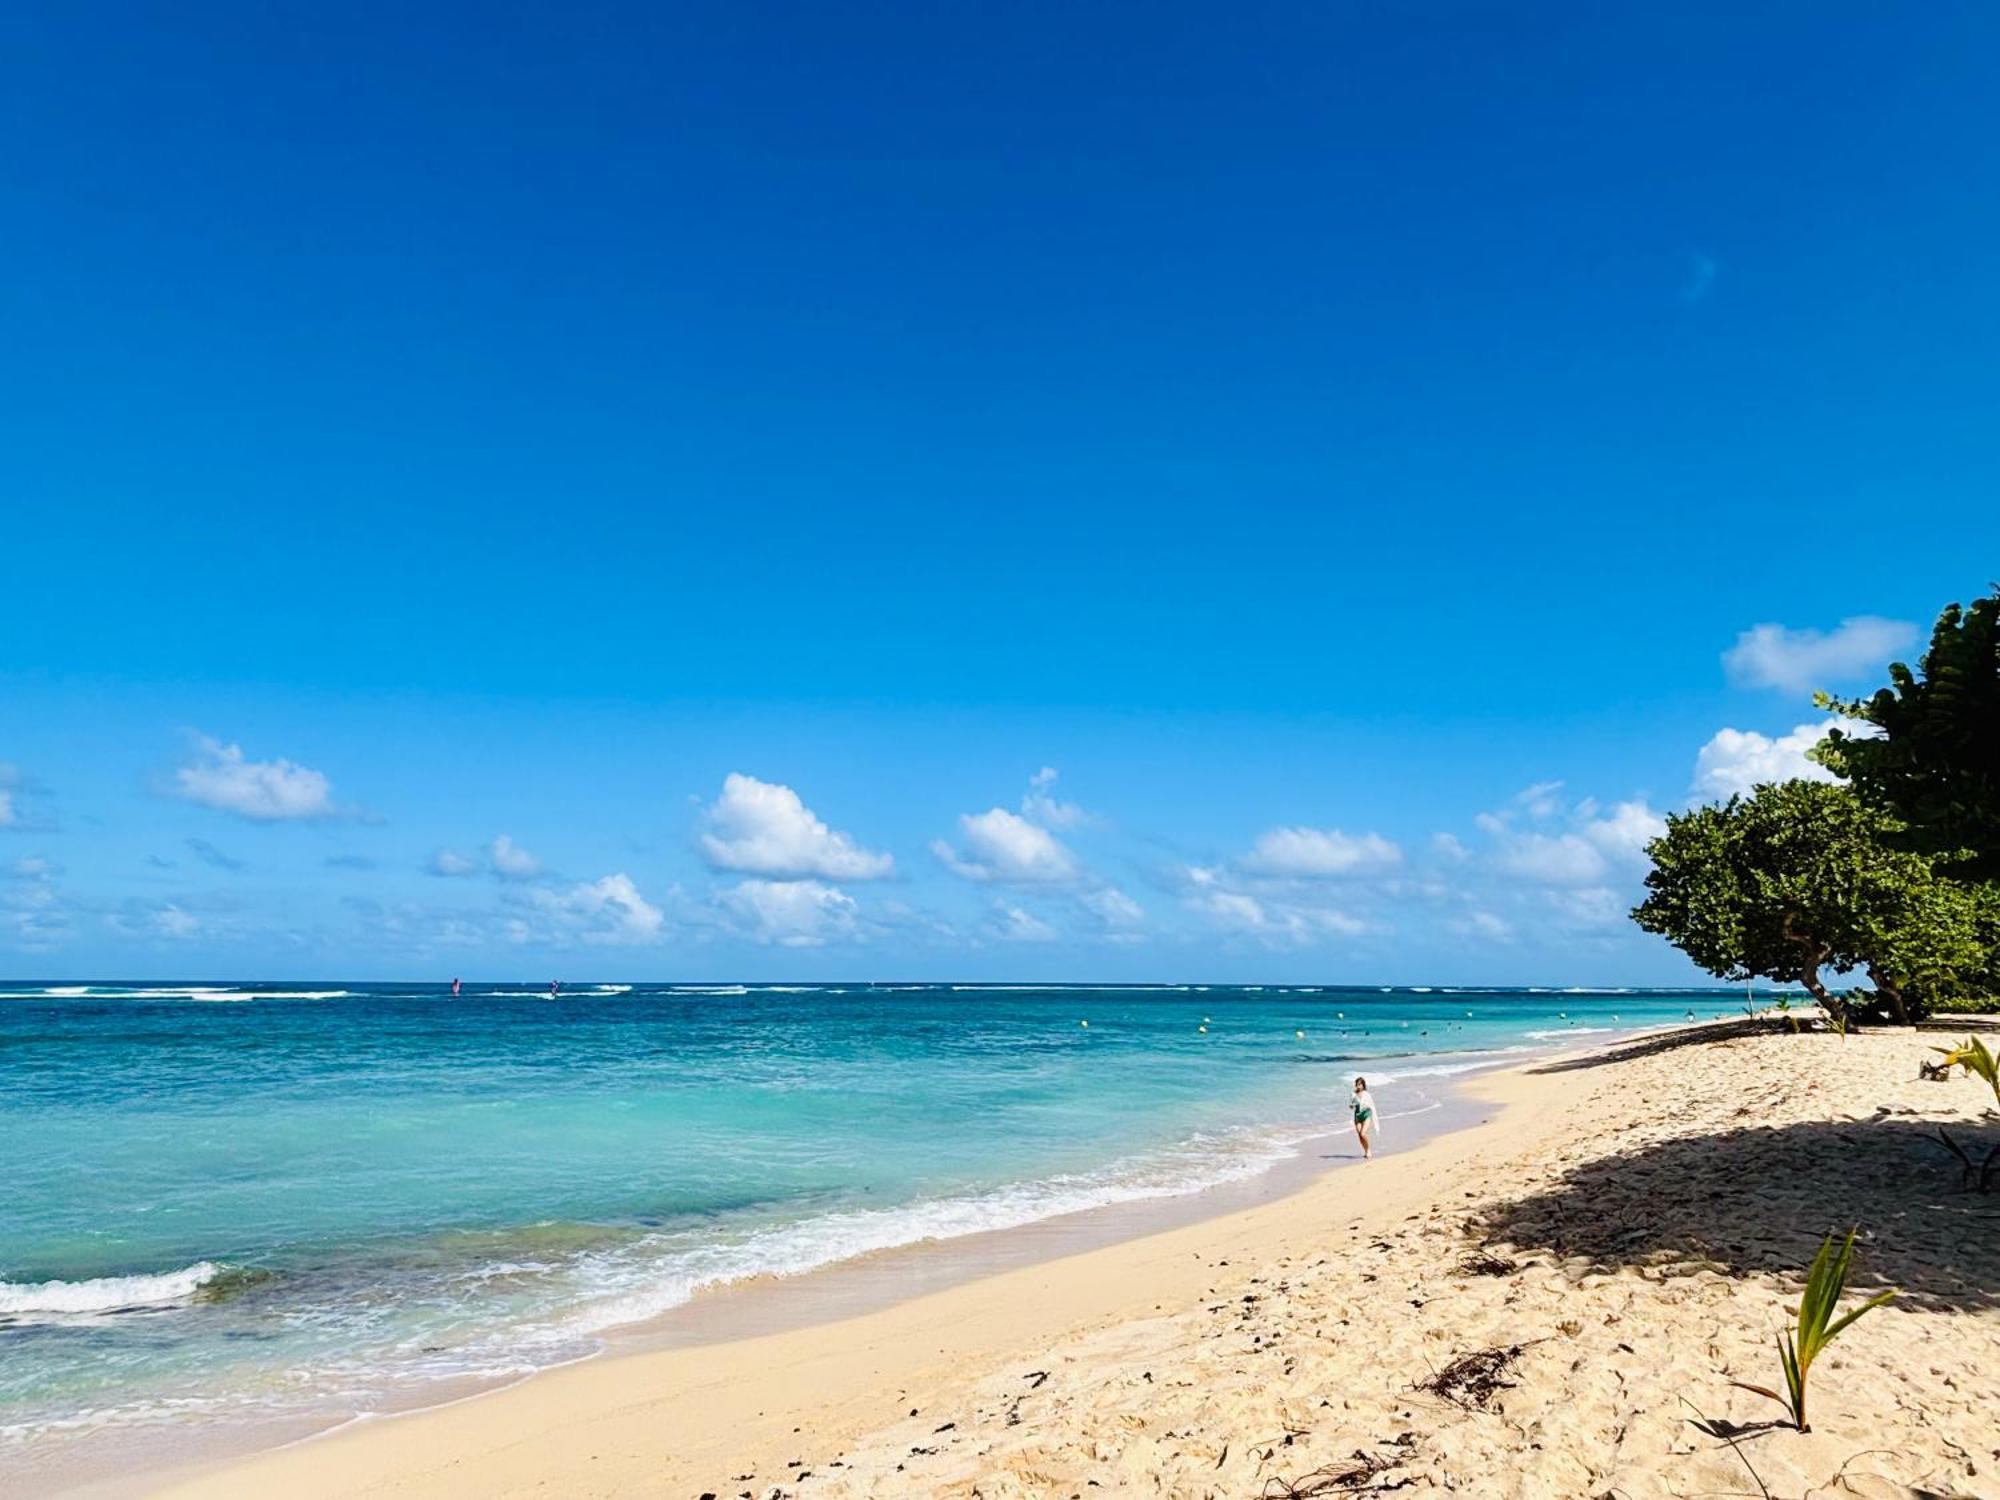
[1079,1019,1089,1028]
[1295,1029,1305,1039]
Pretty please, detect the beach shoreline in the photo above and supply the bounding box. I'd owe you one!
[113,1015,2000,1500]
[41,1028,1523,1500]
[93,1027,1613,1500]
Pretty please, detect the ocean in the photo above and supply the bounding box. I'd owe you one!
[0,981,1745,1486]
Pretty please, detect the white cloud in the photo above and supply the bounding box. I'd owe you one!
[1577,799,1667,862]
[992,903,1057,942]
[429,848,477,877]
[1470,786,1665,887]
[489,835,543,879]
[699,774,893,881]
[1021,767,1087,829]
[1182,881,1368,948]
[172,734,340,821]
[1490,831,1607,886]
[1239,826,1402,879]
[719,878,859,947]
[1547,887,1628,929]
[6,856,55,879]
[933,807,1080,884]
[528,873,665,946]
[1513,781,1565,820]
[1723,616,1916,696]
[1431,832,1469,862]
[1691,721,1870,801]
[1079,886,1144,927]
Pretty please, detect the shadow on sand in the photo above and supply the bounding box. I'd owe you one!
[1528,1013,2000,1076]
[1475,1116,2000,1315]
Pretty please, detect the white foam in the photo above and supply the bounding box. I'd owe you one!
[1524,1026,1616,1039]
[546,1129,1322,1338]
[671,985,748,996]
[0,1262,222,1317]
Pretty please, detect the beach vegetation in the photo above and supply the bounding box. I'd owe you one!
[1731,1228,1896,1433]
[1933,1035,2000,1109]
[1816,590,2000,880]
[1631,782,1985,1027]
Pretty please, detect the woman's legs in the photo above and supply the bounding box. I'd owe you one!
[1355,1119,1373,1159]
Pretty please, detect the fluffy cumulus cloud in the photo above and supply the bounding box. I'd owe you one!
[699,774,893,881]
[1723,616,1915,696]
[1690,721,1872,801]
[1577,799,1668,861]
[1486,829,1609,886]
[524,873,665,946]
[1239,826,1402,878]
[1471,788,1665,888]
[719,878,860,947]
[933,807,1080,883]
[489,834,542,879]
[172,735,341,821]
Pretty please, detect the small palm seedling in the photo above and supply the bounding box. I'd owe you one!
[1732,1228,1896,1433]
[1929,1036,2000,1191]
[1934,1035,2000,1108]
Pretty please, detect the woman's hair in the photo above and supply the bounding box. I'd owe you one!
[1354,1075,1367,1090]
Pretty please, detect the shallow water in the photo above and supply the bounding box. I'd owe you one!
[0,981,1746,1480]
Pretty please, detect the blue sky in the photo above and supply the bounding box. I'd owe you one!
[5,2,1998,981]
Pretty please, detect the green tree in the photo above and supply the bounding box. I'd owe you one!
[1631,781,1983,1026]
[1817,590,2000,879]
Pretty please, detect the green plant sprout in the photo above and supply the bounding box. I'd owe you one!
[1732,1228,1896,1432]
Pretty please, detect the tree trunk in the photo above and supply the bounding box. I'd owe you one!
[1866,965,1911,1025]
[1783,913,1848,1029]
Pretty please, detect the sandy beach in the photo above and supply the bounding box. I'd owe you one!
[133,1018,2000,1500]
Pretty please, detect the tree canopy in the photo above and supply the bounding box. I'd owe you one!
[1631,780,1984,1025]
[1817,590,2000,879]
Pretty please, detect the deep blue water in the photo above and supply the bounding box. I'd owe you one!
[0,980,1749,1470]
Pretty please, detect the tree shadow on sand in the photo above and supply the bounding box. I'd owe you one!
[1528,1014,2000,1075]
[1474,1117,2000,1315]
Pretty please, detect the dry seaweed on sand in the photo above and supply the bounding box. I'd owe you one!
[1453,1252,1517,1277]
[1259,1434,1417,1496]
[1418,1343,1531,1409]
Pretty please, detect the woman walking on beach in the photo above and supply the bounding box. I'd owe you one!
[1351,1076,1378,1160]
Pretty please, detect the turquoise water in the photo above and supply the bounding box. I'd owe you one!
[0,981,1746,1478]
